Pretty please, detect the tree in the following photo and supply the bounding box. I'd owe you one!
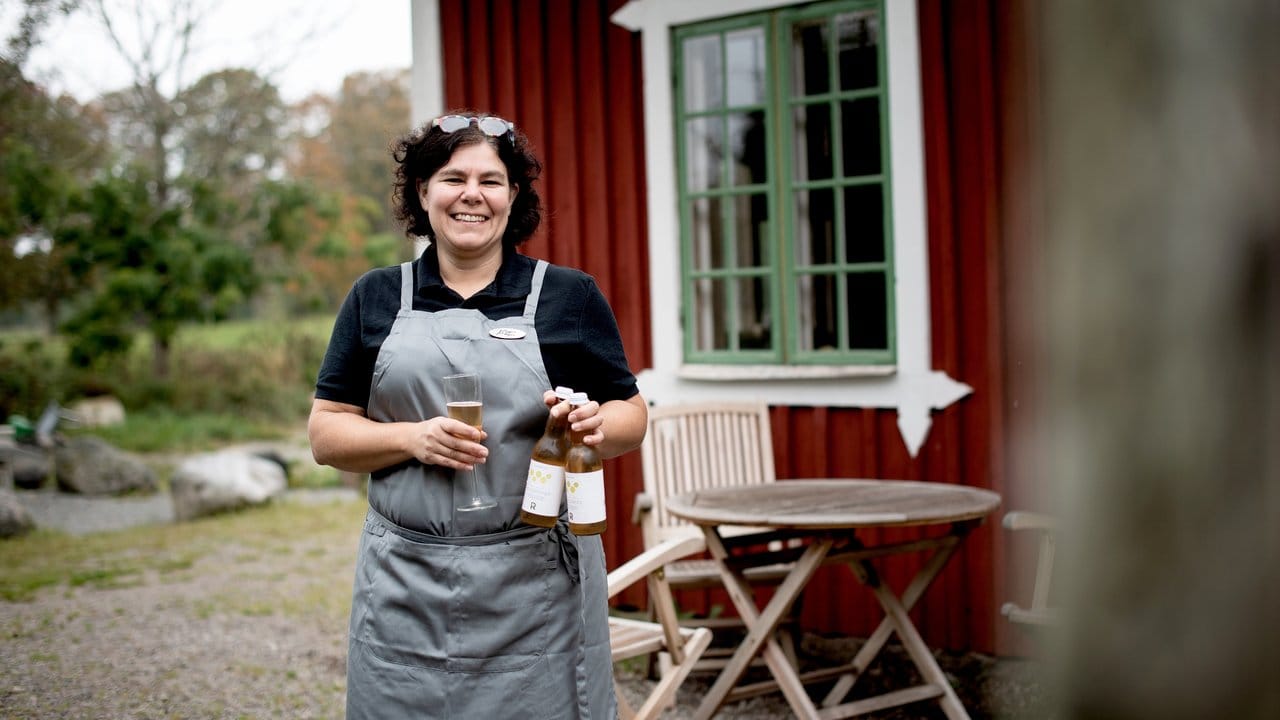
[0,58,107,329]
[284,71,412,308]
[325,69,411,236]
[2,0,81,67]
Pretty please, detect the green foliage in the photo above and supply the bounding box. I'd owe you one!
[0,334,68,421]
[71,410,288,454]
[0,313,332,439]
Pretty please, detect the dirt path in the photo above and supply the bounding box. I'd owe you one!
[3,481,1050,718]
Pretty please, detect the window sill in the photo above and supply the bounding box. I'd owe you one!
[677,364,897,381]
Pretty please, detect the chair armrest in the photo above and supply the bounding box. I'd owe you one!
[607,535,706,599]
[631,492,654,525]
[1003,511,1057,532]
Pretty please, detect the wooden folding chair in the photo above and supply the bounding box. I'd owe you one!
[1001,510,1059,626]
[609,536,714,719]
[635,402,799,670]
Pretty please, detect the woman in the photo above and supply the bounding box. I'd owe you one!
[309,112,647,719]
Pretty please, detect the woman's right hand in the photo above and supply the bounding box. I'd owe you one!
[408,417,488,471]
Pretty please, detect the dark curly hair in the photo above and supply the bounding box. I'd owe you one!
[392,110,543,247]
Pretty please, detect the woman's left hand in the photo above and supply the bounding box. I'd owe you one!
[541,389,605,446]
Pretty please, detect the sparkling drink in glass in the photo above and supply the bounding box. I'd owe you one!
[443,372,496,512]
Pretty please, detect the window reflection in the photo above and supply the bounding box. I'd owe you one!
[726,28,766,107]
[792,104,833,181]
[846,272,887,349]
[793,187,836,267]
[738,276,771,349]
[844,185,884,263]
[792,20,830,97]
[693,277,729,351]
[841,98,881,176]
[683,35,723,112]
[730,111,767,187]
[837,11,879,91]
[685,116,723,191]
[690,196,724,270]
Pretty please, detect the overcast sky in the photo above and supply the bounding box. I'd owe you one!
[2,0,413,103]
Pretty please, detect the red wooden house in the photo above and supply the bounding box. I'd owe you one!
[408,0,1044,659]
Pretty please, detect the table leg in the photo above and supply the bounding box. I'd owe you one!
[820,526,973,720]
[854,559,970,720]
[822,534,960,707]
[693,530,834,720]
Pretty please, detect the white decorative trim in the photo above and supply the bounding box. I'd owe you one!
[409,0,445,127]
[612,0,971,457]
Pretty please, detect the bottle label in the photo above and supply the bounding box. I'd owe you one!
[565,469,606,524]
[522,460,565,516]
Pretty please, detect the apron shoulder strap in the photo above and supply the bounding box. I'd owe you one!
[399,262,414,311]
[522,260,549,321]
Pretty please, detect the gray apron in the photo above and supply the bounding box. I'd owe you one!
[345,260,615,719]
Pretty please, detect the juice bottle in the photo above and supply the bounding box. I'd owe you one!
[565,392,606,536]
[520,386,574,527]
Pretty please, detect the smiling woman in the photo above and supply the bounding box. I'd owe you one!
[305,111,650,719]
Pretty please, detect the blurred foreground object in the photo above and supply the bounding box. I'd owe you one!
[1041,1,1280,718]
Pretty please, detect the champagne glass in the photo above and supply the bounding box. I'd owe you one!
[443,372,496,511]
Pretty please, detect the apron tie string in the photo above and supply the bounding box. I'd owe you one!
[549,522,581,585]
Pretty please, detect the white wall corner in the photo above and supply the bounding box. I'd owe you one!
[409,0,445,128]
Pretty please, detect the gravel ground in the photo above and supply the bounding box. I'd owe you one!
[3,488,1052,719]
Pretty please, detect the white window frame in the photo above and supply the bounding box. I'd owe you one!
[612,0,970,456]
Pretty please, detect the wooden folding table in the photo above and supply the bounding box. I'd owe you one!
[666,479,1001,719]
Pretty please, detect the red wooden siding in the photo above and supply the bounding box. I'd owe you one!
[437,0,1034,657]
[437,0,653,593]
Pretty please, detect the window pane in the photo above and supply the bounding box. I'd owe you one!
[846,272,888,349]
[791,19,830,97]
[841,98,881,176]
[693,277,730,351]
[730,111,768,187]
[685,117,723,192]
[737,276,771,349]
[682,34,723,112]
[733,193,769,270]
[797,272,838,351]
[843,184,884,263]
[725,28,766,107]
[689,196,724,270]
[837,10,879,91]
[792,103,833,181]
[792,187,836,267]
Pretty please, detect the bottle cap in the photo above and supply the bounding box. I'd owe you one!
[554,386,574,399]
[568,392,589,406]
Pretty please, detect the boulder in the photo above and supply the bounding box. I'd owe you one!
[170,450,287,521]
[53,436,158,496]
[0,490,35,538]
[66,396,126,428]
[0,443,52,489]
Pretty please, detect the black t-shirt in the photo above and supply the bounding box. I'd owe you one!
[314,246,640,410]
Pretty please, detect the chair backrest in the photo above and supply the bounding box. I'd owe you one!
[638,401,776,548]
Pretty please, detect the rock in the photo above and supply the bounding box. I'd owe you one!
[66,396,126,428]
[53,437,158,496]
[0,443,52,489]
[169,450,287,521]
[0,490,35,538]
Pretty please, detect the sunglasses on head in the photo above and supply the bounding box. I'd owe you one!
[432,115,515,141]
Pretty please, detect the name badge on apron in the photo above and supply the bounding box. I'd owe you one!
[489,327,527,340]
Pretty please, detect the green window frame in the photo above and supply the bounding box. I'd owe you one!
[673,0,895,366]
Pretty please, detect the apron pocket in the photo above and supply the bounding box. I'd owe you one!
[361,530,560,674]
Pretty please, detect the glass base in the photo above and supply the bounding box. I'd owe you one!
[456,498,497,512]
